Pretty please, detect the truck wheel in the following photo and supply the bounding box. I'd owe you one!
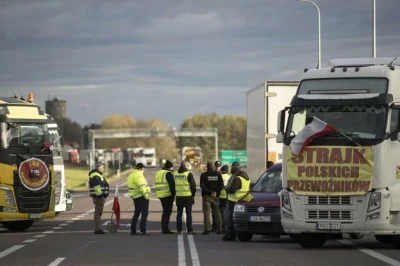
[374,235,392,244]
[236,232,253,242]
[349,233,364,240]
[392,235,400,248]
[289,234,297,240]
[1,220,34,232]
[297,234,326,248]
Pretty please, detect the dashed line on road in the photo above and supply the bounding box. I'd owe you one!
[0,245,25,259]
[339,239,400,266]
[59,224,68,226]
[43,230,54,234]
[48,257,65,266]
[52,227,62,230]
[34,235,46,238]
[178,234,186,266]
[22,239,37,243]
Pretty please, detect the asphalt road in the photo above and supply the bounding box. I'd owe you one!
[1,168,400,266]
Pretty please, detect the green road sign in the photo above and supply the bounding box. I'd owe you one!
[220,150,247,166]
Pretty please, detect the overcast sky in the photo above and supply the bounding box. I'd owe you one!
[1,0,399,126]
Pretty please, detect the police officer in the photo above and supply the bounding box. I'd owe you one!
[211,161,222,232]
[89,162,109,234]
[128,163,151,235]
[155,160,175,234]
[174,161,197,234]
[223,162,252,241]
[218,165,230,232]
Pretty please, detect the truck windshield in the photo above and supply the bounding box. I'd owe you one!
[252,170,282,193]
[1,122,50,148]
[298,78,388,94]
[287,105,387,140]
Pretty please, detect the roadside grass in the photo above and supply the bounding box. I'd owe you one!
[65,166,130,192]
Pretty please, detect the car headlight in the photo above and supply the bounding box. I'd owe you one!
[281,191,291,212]
[0,187,15,207]
[368,192,381,212]
[234,204,245,212]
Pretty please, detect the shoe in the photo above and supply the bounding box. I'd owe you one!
[162,231,175,234]
[141,231,151,235]
[130,232,139,236]
[176,231,182,235]
[94,230,105,234]
[187,231,197,235]
[222,234,236,241]
[201,231,210,235]
[216,231,223,235]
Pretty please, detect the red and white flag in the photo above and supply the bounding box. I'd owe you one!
[112,183,121,227]
[290,116,337,156]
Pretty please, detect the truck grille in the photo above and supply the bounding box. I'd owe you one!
[246,206,279,213]
[15,187,51,213]
[307,196,351,205]
[306,210,352,220]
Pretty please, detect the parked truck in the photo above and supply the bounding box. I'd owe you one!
[246,81,299,181]
[134,147,156,167]
[277,57,400,248]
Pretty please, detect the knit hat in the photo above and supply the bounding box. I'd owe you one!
[164,160,174,169]
[221,165,229,173]
[231,166,241,175]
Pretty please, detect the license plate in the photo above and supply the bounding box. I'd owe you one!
[29,213,41,219]
[249,216,271,222]
[316,222,341,230]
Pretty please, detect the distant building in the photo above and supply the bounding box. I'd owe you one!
[45,97,66,120]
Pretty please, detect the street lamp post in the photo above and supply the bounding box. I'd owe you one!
[296,0,321,69]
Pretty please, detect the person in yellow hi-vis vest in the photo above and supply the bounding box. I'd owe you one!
[154,160,175,234]
[218,165,230,232]
[127,163,151,235]
[223,162,253,241]
[89,162,109,234]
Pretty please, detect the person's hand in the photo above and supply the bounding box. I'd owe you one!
[211,192,217,198]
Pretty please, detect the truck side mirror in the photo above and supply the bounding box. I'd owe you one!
[277,108,289,134]
[276,133,284,143]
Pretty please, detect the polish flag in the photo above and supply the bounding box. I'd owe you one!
[290,116,337,156]
[112,183,121,228]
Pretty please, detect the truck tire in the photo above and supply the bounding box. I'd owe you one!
[297,233,326,248]
[236,232,253,242]
[374,235,392,244]
[1,220,34,232]
[392,235,400,249]
[349,233,364,240]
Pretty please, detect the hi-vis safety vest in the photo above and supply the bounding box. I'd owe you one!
[155,170,172,199]
[228,176,251,202]
[174,171,192,197]
[89,172,109,198]
[128,169,151,200]
[219,173,231,199]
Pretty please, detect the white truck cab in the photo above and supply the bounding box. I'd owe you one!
[277,57,400,248]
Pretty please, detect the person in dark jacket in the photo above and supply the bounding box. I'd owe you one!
[223,162,251,241]
[175,161,197,235]
[89,162,110,234]
[200,161,224,235]
[211,160,222,232]
[155,160,176,234]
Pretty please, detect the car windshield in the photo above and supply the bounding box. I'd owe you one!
[1,122,50,148]
[252,170,282,193]
[286,105,387,140]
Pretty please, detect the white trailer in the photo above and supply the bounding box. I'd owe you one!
[246,81,298,181]
[134,147,156,167]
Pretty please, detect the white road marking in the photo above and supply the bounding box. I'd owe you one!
[71,218,80,221]
[43,231,54,234]
[0,245,25,259]
[34,235,46,238]
[339,240,400,266]
[188,235,200,266]
[178,234,186,266]
[48,257,66,266]
[22,239,36,243]
[77,215,85,218]
[52,227,62,230]
[66,221,74,223]
[59,224,68,226]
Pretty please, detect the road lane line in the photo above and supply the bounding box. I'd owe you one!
[34,235,46,238]
[66,221,74,223]
[0,245,25,259]
[43,230,54,234]
[22,239,37,243]
[52,227,62,230]
[59,224,68,226]
[178,235,186,266]
[339,240,400,266]
[48,257,65,266]
[71,218,80,221]
[188,235,200,266]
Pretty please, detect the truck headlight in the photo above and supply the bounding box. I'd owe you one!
[281,191,291,212]
[234,204,245,212]
[368,192,381,212]
[0,187,15,207]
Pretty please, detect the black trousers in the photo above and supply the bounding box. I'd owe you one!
[131,197,149,233]
[160,195,174,232]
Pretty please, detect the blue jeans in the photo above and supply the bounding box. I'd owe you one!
[177,203,193,232]
[224,201,235,236]
[131,197,149,233]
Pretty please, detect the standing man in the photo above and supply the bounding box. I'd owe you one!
[155,160,175,234]
[128,163,151,235]
[89,162,109,234]
[211,161,222,231]
[174,161,197,235]
[223,162,252,241]
[200,161,224,235]
[218,165,230,232]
